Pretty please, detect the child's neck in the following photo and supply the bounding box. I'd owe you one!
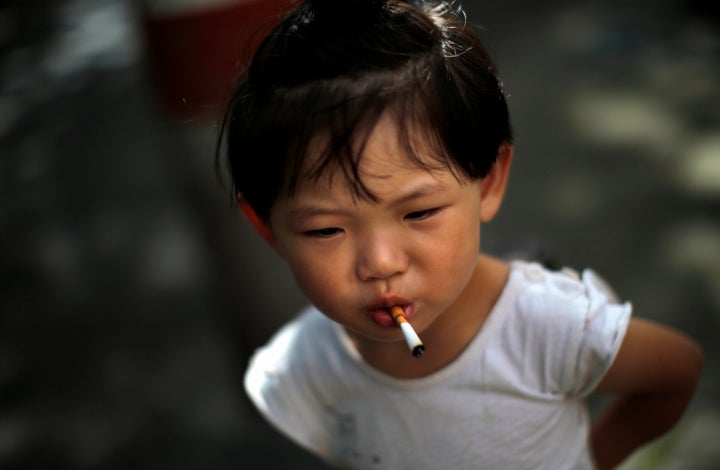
[349,254,510,379]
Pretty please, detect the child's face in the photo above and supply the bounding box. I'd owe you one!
[267,116,489,348]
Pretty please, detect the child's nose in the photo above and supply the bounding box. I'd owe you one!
[355,231,409,281]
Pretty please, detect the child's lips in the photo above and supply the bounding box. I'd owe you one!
[367,303,413,327]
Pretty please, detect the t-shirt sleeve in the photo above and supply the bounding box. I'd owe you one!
[564,268,632,397]
[243,314,335,462]
[511,264,631,398]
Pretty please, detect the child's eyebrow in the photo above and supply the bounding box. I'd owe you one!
[285,205,352,220]
[391,180,448,205]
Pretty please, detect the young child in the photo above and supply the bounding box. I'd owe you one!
[218,0,704,468]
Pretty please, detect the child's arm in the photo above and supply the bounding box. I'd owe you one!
[589,318,704,470]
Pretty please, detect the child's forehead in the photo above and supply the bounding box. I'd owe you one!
[296,156,444,194]
[294,115,452,191]
[283,159,455,211]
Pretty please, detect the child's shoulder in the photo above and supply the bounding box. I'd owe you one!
[243,306,341,458]
[246,306,337,375]
[493,260,632,358]
[506,260,626,320]
[492,260,632,395]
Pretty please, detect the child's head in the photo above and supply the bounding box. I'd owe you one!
[219,0,512,221]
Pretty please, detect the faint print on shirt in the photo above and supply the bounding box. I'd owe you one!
[324,405,383,466]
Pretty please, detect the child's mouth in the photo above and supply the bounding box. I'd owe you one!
[368,304,411,327]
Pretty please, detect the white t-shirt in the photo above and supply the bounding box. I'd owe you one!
[244,261,631,469]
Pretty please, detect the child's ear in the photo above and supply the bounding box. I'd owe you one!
[237,197,281,253]
[479,142,513,222]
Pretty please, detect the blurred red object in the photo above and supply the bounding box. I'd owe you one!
[141,0,298,120]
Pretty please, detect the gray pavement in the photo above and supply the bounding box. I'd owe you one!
[1,0,719,468]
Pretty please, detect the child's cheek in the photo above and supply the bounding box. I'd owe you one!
[286,252,346,305]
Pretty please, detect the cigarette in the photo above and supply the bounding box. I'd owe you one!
[389,306,425,358]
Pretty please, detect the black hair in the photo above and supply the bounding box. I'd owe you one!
[217,0,512,220]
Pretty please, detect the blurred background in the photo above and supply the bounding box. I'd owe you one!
[0,0,718,468]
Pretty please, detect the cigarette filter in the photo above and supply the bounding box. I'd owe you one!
[389,306,425,358]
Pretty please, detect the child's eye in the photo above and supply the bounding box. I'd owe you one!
[305,227,343,238]
[404,207,442,221]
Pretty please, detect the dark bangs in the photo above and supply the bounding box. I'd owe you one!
[220,0,512,220]
[268,60,462,207]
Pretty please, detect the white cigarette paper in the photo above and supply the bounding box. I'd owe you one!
[390,306,425,358]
